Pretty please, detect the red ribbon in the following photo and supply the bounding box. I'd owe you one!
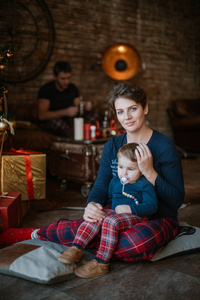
[2,148,42,200]
[2,148,41,155]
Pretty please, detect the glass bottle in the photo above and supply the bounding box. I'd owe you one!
[101,110,109,138]
[74,96,84,141]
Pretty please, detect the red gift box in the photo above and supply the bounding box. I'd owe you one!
[0,192,23,233]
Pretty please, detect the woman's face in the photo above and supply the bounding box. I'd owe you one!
[114,97,148,133]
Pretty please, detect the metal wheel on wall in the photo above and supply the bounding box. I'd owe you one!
[0,0,55,83]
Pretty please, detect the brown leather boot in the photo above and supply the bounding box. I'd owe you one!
[58,246,83,264]
[74,259,109,278]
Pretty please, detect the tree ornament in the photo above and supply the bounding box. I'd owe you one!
[9,120,16,129]
[0,119,9,131]
[6,49,13,58]
[0,130,8,141]
[0,65,6,70]
[0,46,13,71]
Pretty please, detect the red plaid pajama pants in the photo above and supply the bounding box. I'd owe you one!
[38,118,71,137]
[73,209,144,262]
[37,209,179,262]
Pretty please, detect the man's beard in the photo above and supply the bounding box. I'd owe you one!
[56,81,69,91]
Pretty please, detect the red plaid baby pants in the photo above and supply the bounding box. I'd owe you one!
[72,209,144,262]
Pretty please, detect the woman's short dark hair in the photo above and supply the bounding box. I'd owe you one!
[53,61,72,76]
[108,81,147,113]
[117,142,139,162]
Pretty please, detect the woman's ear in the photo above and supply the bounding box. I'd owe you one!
[144,104,148,115]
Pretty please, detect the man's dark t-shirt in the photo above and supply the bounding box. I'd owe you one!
[37,81,79,110]
[37,81,79,137]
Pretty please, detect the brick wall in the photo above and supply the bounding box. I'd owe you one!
[0,0,200,137]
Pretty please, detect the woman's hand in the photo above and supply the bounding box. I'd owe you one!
[135,143,157,186]
[115,205,132,214]
[83,202,105,222]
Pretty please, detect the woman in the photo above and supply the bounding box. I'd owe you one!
[0,81,185,263]
[57,142,158,278]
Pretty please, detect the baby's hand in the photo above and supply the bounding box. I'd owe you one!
[115,205,132,214]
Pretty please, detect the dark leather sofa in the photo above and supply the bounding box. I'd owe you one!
[167,99,200,152]
[4,102,57,158]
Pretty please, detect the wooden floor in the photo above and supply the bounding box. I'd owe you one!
[0,153,200,300]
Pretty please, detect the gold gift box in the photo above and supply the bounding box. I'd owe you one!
[1,154,46,201]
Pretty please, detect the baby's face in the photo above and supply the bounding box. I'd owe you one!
[118,155,141,184]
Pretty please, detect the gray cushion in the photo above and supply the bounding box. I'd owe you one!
[0,222,199,284]
[151,222,200,261]
[0,239,94,284]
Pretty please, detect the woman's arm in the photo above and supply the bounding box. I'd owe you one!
[84,140,116,222]
[86,141,114,206]
[154,158,185,210]
[136,142,185,211]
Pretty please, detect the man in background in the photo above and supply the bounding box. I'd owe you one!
[37,61,92,137]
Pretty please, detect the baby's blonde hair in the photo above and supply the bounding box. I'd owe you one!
[117,143,139,162]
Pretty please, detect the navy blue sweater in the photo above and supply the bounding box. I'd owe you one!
[108,176,158,217]
[87,130,185,221]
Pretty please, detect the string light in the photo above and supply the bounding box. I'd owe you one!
[0,46,13,71]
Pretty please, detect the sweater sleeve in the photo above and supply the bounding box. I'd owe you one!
[86,140,114,206]
[130,180,158,217]
[154,140,185,211]
[107,178,114,205]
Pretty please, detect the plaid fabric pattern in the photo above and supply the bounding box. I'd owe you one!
[73,209,143,262]
[37,218,83,245]
[39,118,71,137]
[112,217,179,261]
[37,216,178,262]
[73,210,114,248]
[97,211,144,261]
